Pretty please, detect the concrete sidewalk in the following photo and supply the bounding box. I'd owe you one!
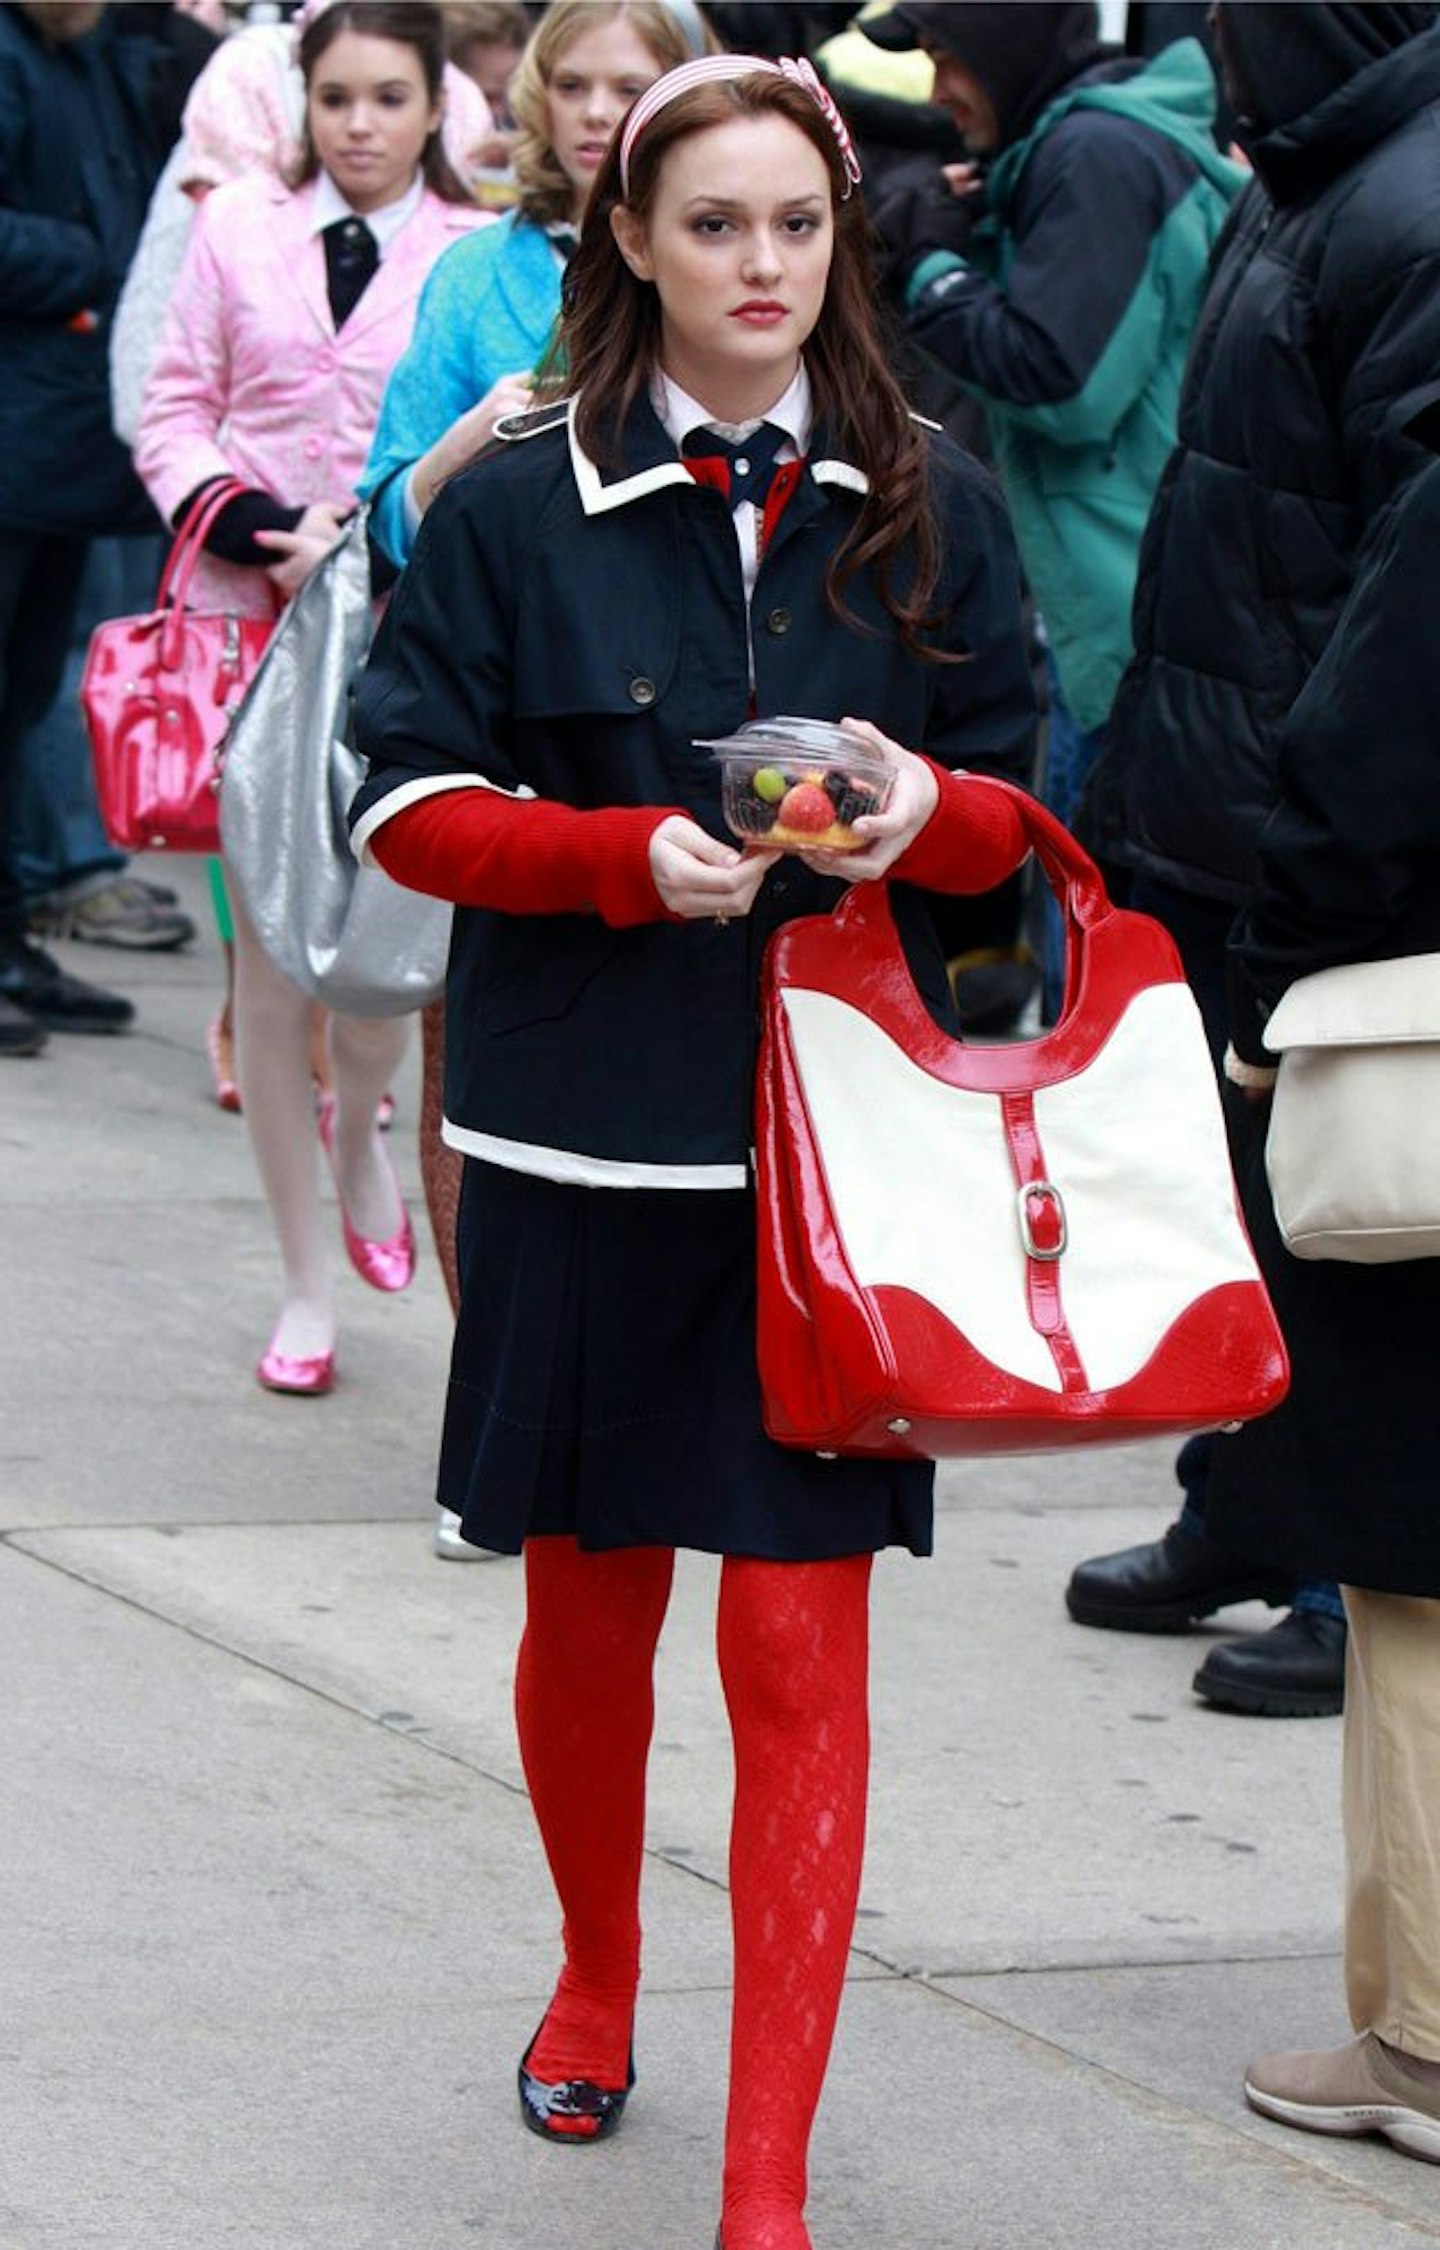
[3,861,1434,2250]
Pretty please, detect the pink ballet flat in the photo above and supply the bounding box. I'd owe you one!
[317,1094,416,1294]
[256,1343,335,1396]
[206,1015,241,1114]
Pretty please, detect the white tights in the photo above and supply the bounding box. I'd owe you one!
[231,893,409,1359]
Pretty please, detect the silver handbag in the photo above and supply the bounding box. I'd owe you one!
[1263,952,1440,1262]
[219,507,450,1017]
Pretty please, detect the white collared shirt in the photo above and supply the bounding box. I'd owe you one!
[654,363,813,599]
[311,167,424,257]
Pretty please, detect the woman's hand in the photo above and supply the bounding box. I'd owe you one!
[255,502,348,598]
[410,373,535,517]
[796,716,939,883]
[1223,1045,1279,1109]
[649,816,768,921]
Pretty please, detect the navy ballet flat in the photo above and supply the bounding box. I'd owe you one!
[516,2030,635,2144]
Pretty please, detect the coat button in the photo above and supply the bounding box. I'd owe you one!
[629,676,657,706]
[304,435,323,460]
[764,606,792,635]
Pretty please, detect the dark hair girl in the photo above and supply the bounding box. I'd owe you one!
[294,0,475,205]
[136,0,490,1400]
[350,54,1038,2249]
[558,63,949,659]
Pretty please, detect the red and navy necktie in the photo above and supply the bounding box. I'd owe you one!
[681,421,788,508]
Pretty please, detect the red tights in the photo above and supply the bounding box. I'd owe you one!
[515,1537,873,2250]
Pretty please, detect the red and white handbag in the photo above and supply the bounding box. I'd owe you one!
[754,784,1289,1459]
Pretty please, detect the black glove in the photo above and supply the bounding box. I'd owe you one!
[870,168,982,306]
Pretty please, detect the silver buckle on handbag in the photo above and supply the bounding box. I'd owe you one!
[1018,1180,1067,1259]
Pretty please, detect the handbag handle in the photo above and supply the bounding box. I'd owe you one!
[818,777,1116,1026]
[766,773,1187,1094]
[830,774,1110,930]
[155,477,251,668]
[984,777,1110,930]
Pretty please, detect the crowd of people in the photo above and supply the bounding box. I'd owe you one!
[6,0,1440,2239]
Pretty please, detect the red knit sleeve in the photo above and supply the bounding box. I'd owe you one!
[891,762,1031,893]
[366,788,688,928]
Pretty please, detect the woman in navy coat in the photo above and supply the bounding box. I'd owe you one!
[353,56,1036,2250]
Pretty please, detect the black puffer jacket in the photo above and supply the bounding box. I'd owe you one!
[1226,401,1440,1061]
[1207,427,1440,1598]
[1084,4,1440,904]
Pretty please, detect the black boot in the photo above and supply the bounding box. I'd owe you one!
[1192,1610,1346,1717]
[0,936,134,1034]
[0,990,47,1056]
[1065,1519,1292,1634]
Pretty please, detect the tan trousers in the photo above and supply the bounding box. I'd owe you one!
[1342,1586,1440,2058]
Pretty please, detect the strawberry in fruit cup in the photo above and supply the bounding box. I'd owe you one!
[776,781,835,834]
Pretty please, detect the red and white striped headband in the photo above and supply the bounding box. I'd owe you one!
[618,53,862,201]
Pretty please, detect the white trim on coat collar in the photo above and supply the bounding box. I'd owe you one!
[565,399,694,516]
[557,396,875,514]
[810,408,941,492]
[810,459,869,495]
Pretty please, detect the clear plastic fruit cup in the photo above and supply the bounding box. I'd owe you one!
[698,716,896,852]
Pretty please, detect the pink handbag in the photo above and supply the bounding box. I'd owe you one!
[754,783,1290,1459]
[81,479,275,853]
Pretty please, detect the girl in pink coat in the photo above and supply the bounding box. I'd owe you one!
[135,0,488,1396]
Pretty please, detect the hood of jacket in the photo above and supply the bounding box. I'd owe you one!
[1215,4,1440,199]
[918,3,1114,147]
[986,35,1243,213]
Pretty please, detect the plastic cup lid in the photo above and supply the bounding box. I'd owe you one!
[696,715,886,772]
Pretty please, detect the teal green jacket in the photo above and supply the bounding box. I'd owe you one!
[360,210,562,568]
[910,41,1244,731]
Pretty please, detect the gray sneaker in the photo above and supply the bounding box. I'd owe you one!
[32,875,196,952]
[1246,2032,1440,2163]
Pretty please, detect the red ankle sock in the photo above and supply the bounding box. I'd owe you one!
[717,1554,873,2250]
[515,1538,675,2097]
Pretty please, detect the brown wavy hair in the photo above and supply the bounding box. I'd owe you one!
[293,1,475,207]
[550,69,952,662]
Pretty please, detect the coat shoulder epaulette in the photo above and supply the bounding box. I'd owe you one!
[494,399,571,445]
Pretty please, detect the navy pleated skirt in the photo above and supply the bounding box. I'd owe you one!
[437,1159,934,1560]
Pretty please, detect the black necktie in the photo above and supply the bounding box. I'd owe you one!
[682,421,788,509]
[322,216,379,329]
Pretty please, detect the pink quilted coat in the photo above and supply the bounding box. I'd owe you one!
[134,171,488,616]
